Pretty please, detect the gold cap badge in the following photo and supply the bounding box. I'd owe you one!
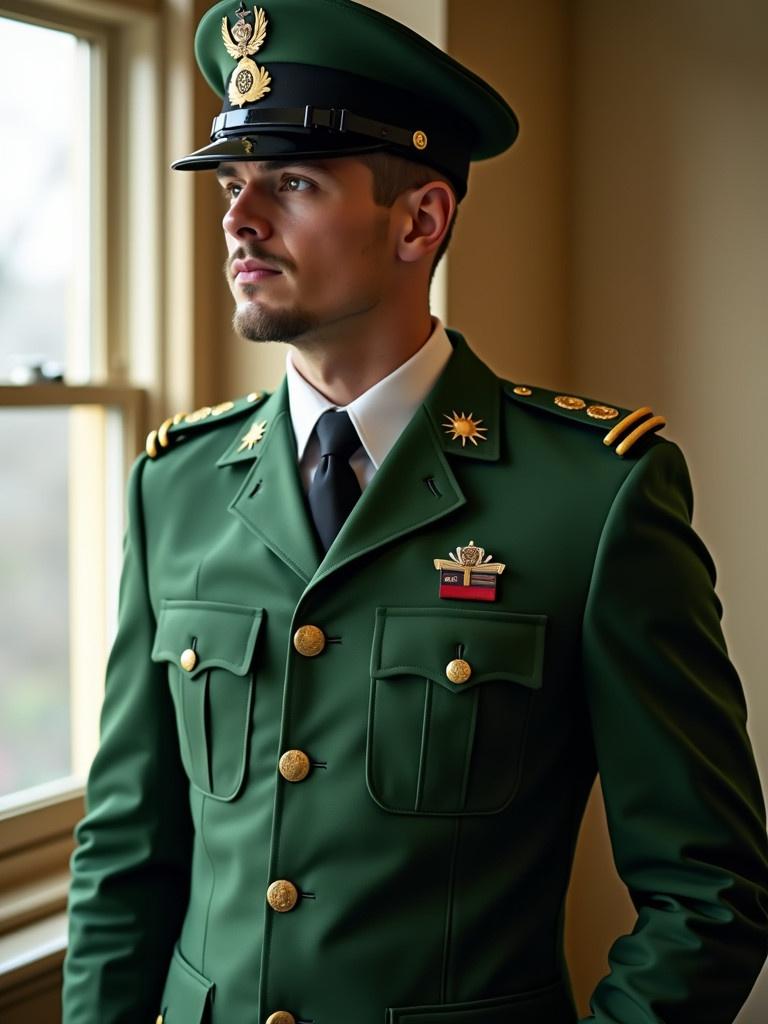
[221,3,272,108]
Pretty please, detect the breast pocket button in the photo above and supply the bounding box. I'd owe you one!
[446,658,472,684]
[179,648,198,672]
[266,1013,296,1024]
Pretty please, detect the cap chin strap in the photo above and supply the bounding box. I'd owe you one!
[211,104,418,151]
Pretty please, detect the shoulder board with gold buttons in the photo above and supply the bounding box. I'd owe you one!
[145,391,269,460]
[502,382,666,457]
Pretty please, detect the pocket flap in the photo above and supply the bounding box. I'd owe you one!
[158,943,214,1023]
[151,599,264,677]
[371,607,546,692]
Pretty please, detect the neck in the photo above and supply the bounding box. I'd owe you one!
[288,302,434,406]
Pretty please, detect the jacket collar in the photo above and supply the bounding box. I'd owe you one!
[219,330,502,586]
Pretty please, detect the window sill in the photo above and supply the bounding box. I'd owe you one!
[0,911,66,1013]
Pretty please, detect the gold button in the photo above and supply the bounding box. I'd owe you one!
[513,385,532,396]
[586,404,619,420]
[247,391,262,403]
[446,658,472,684]
[279,750,311,782]
[155,1016,164,1024]
[267,879,299,912]
[554,395,586,411]
[265,1013,296,1024]
[412,129,428,150]
[180,648,198,672]
[293,625,326,657]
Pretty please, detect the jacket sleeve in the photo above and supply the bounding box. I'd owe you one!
[579,440,768,1023]
[63,455,193,1023]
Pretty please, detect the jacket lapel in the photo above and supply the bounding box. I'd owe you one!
[222,382,321,584]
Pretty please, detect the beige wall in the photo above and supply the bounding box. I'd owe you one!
[566,4,768,1019]
[448,0,768,1019]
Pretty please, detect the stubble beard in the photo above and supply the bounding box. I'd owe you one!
[232,288,322,342]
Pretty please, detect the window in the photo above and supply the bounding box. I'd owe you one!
[0,0,162,941]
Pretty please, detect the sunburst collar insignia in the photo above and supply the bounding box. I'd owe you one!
[221,2,272,108]
[238,419,268,451]
[442,410,488,447]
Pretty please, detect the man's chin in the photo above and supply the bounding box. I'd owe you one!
[233,302,319,343]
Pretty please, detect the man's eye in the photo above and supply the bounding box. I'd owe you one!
[281,176,312,192]
[222,182,243,201]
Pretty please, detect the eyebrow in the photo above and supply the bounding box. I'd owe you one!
[215,159,336,179]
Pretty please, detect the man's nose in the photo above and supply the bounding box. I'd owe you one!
[222,182,273,242]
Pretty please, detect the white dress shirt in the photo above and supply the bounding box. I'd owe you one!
[285,317,453,493]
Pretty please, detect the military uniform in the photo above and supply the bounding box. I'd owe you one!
[63,2,768,1023]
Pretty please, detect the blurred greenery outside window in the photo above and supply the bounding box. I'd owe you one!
[0,1,154,934]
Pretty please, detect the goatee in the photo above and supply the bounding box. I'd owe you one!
[232,294,321,342]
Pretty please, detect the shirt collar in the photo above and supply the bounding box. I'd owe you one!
[285,316,453,469]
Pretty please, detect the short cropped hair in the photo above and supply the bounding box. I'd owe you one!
[355,151,459,285]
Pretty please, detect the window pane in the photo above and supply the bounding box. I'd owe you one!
[0,17,91,384]
[0,408,71,800]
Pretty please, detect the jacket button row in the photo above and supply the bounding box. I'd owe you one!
[265,1013,296,1024]
[279,749,311,782]
[267,879,299,912]
[293,624,326,657]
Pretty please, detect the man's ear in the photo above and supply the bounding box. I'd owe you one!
[396,181,456,267]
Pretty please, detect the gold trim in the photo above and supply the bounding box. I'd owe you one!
[212,401,235,416]
[554,395,586,411]
[412,130,428,151]
[603,406,653,447]
[247,391,262,402]
[615,416,666,457]
[185,406,213,424]
[157,417,174,448]
[586,404,619,421]
[145,429,159,459]
[172,411,187,425]
[513,386,532,396]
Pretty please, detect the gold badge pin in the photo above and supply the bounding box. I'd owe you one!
[442,411,488,448]
[433,541,505,602]
[221,3,272,108]
[238,420,268,451]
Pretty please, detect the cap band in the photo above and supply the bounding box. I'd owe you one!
[213,104,415,151]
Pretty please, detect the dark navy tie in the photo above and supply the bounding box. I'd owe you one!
[307,410,362,553]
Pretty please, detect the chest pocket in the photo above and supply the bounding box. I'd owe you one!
[367,607,546,816]
[151,599,264,801]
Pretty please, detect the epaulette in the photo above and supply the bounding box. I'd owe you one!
[145,390,269,459]
[502,382,666,457]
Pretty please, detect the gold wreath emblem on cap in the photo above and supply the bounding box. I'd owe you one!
[221,3,272,108]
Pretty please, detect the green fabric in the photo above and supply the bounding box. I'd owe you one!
[63,331,768,1024]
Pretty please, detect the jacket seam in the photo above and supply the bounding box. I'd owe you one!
[439,815,462,1003]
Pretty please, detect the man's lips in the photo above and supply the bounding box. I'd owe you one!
[231,258,282,284]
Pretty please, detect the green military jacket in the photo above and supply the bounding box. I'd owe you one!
[63,331,768,1024]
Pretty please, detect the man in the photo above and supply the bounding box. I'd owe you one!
[63,1,768,1022]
